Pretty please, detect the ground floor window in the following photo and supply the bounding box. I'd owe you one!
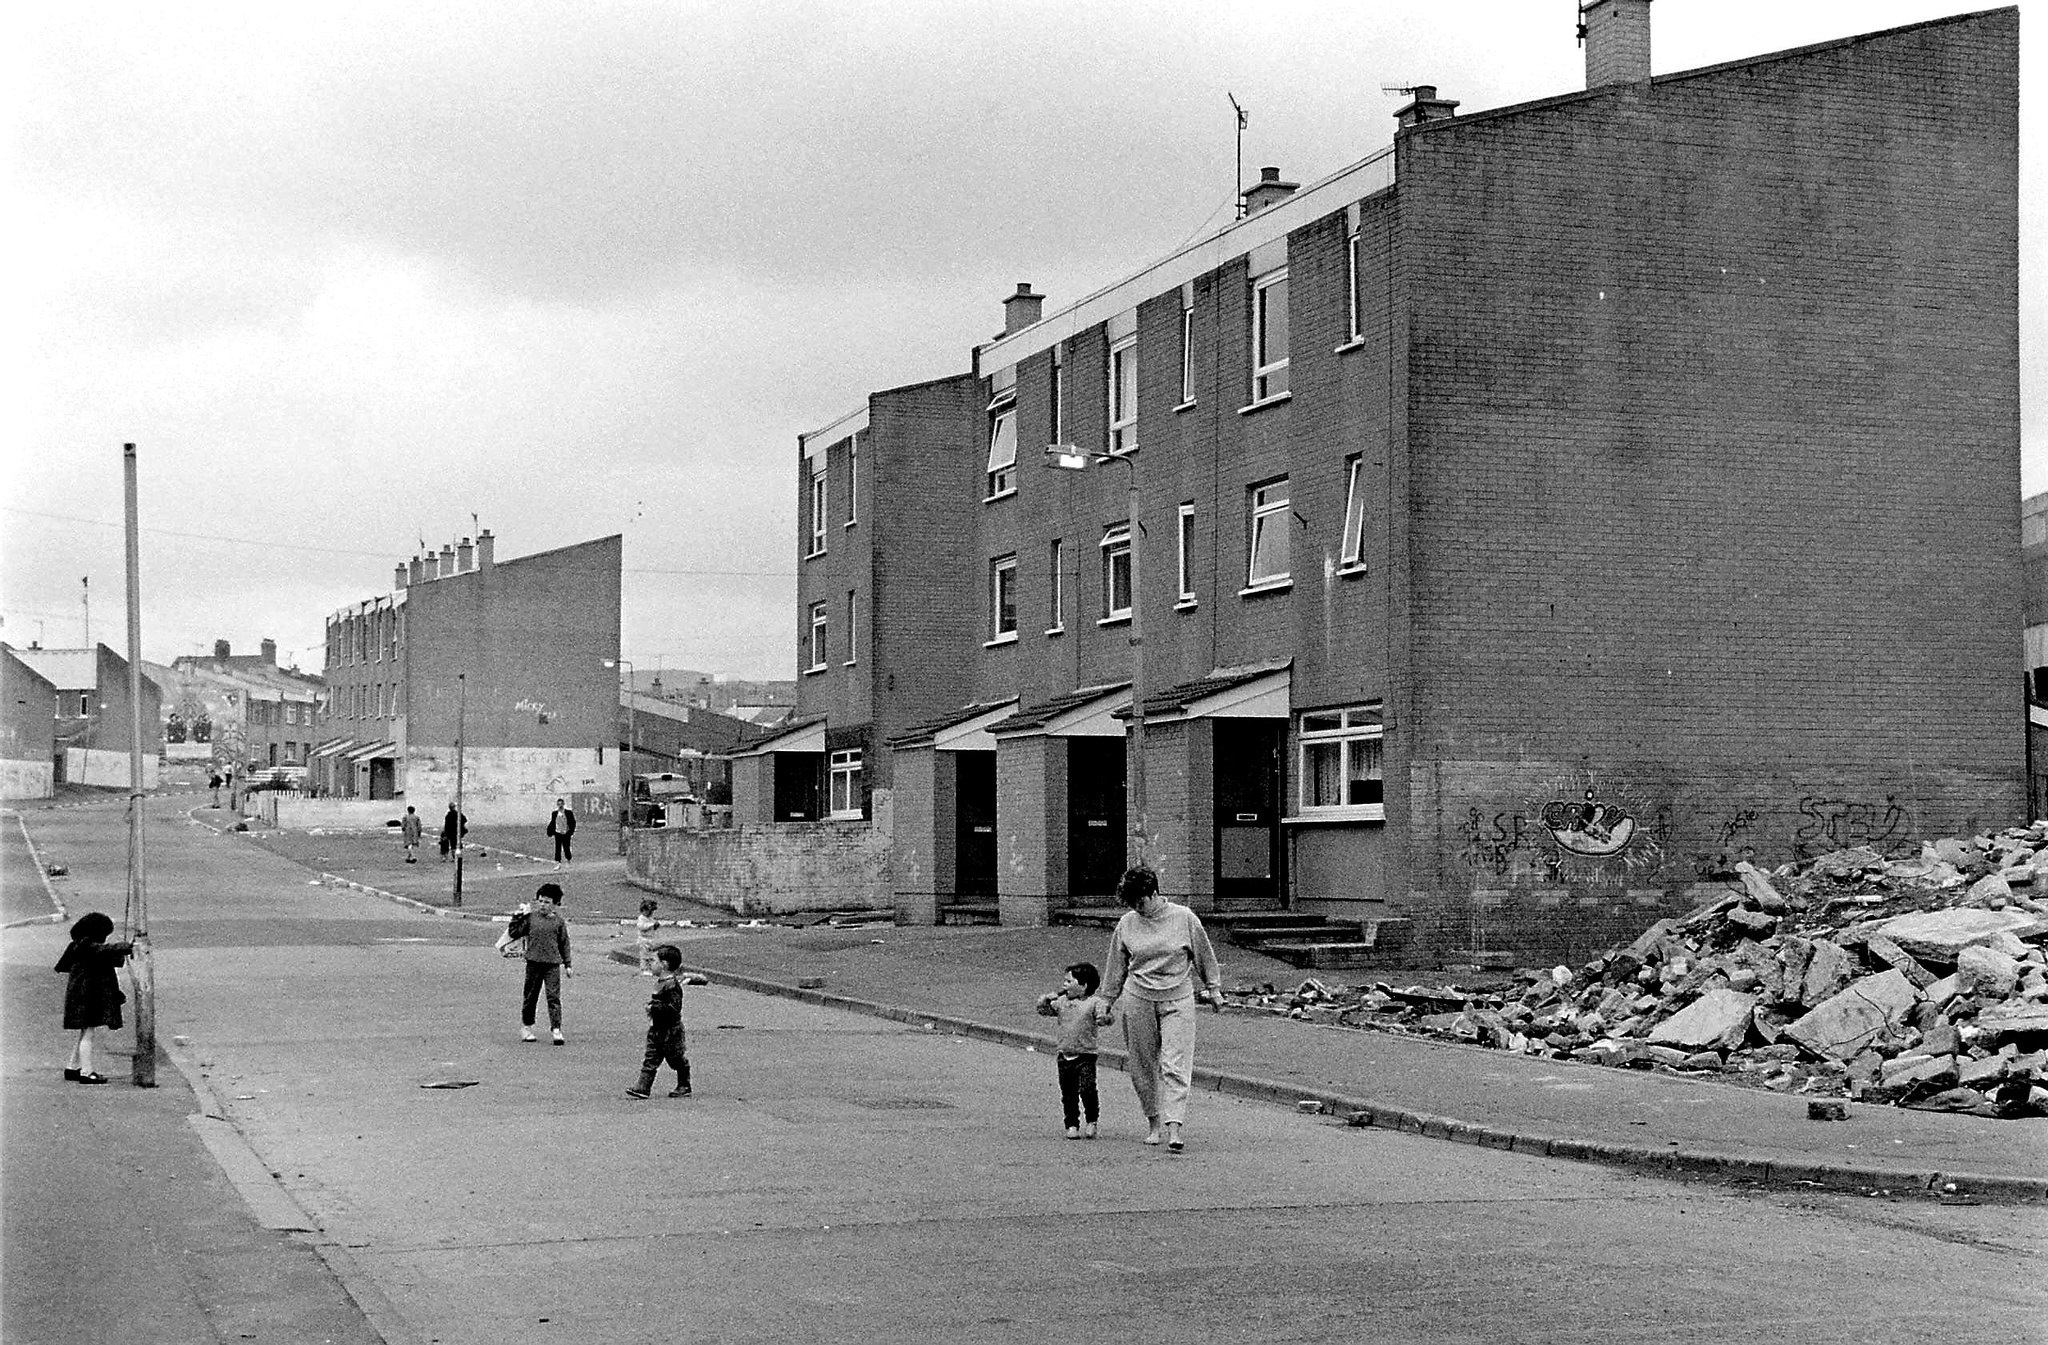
[829,749,864,819]
[1298,704,1383,819]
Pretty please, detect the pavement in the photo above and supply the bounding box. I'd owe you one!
[196,806,2048,1204]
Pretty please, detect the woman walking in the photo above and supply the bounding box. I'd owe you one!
[55,912,133,1085]
[1098,866,1222,1153]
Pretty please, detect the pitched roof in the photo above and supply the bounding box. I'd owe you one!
[887,699,1018,749]
[989,683,1130,736]
[1117,660,1292,720]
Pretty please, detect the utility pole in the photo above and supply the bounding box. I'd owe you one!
[82,575,91,649]
[453,673,466,907]
[122,445,156,1087]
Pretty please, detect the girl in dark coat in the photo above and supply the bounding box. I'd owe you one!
[56,912,132,1085]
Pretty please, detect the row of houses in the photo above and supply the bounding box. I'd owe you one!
[729,3,2027,961]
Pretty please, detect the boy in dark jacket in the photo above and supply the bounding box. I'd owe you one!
[625,944,691,1099]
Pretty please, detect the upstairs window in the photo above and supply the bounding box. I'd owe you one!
[1252,269,1290,401]
[1100,523,1132,621]
[1299,705,1384,817]
[846,438,858,525]
[1345,229,1362,343]
[807,460,828,557]
[829,749,864,819]
[1107,335,1137,455]
[845,590,858,664]
[1177,504,1197,604]
[1049,346,1066,446]
[986,398,1018,498]
[1178,299,1195,405]
[1340,455,1367,570]
[1048,538,1065,632]
[806,601,828,672]
[1247,477,1291,588]
[989,555,1018,642]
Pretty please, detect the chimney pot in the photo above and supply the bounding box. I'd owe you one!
[214,639,230,661]
[440,544,456,576]
[260,638,276,664]
[457,537,475,572]
[477,529,495,569]
[1581,0,1652,88]
[1395,86,1461,129]
[395,563,409,590]
[1241,166,1300,216]
[1002,283,1045,336]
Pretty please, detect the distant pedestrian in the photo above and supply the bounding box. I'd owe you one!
[208,772,222,808]
[519,882,572,1045]
[55,912,133,1085]
[624,944,692,1099]
[400,806,423,863]
[635,898,661,975]
[546,797,576,862]
[1035,961,1107,1139]
[439,804,466,860]
[1099,866,1222,1153]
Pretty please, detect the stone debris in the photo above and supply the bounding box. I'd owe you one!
[1221,826,2048,1118]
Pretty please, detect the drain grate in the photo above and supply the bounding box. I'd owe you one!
[848,1098,955,1111]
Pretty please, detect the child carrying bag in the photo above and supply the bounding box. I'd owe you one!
[495,908,530,959]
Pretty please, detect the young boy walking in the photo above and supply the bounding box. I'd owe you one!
[400,806,423,863]
[625,945,692,1099]
[1035,961,1106,1139]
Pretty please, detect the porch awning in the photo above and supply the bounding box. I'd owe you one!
[728,716,827,757]
[1121,661,1292,724]
[989,683,1131,740]
[309,738,357,760]
[345,739,398,763]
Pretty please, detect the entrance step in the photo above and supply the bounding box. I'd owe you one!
[1224,917,1415,970]
[1050,906,1122,929]
[937,902,1001,926]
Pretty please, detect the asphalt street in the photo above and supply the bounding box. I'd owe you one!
[6,797,2046,1344]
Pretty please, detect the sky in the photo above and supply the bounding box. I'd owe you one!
[8,1,2042,681]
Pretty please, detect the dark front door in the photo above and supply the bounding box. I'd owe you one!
[1067,737,1127,899]
[773,752,824,821]
[1214,720,1282,903]
[954,751,996,897]
[368,757,396,800]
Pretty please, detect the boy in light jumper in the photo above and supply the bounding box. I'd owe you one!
[1035,961,1107,1139]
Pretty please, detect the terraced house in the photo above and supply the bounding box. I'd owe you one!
[793,2,2023,963]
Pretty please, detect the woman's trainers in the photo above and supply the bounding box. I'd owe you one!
[1064,1126,1081,1139]
[551,1029,565,1046]
[668,1086,692,1098]
[520,1028,537,1042]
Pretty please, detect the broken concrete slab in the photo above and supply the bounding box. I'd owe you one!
[1648,988,1757,1051]
[1973,1004,2048,1044]
[1876,907,2045,962]
[1800,939,1856,1007]
[1783,969,1919,1060]
[1958,946,2022,999]
[1864,934,1937,988]
[1735,862,1789,913]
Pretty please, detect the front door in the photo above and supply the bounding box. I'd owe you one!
[1214,720,1282,904]
[953,751,996,897]
[1066,737,1127,899]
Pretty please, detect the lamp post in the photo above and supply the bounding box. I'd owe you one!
[1043,447,1148,867]
[452,672,466,907]
[604,658,634,828]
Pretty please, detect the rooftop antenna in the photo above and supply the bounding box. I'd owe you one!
[1228,94,1248,218]
[81,575,90,649]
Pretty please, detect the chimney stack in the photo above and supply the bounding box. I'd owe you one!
[260,638,276,664]
[1580,0,1651,88]
[214,639,231,660]
[440,543,457,577]
[1394,85,1460,129]
[477,529,495,570]
[457,537,475,572]
[395,562,409,590]
[1241,166,1299,216]
[1002,283,1044,336]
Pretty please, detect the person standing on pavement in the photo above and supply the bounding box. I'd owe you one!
[546,797,576,863]
[1098,865,1223,1154]
[440,803,465,861]
[400,806,423,863]
[55,912,133,1085]
[519,882,572,1045]
[624,944,691,1099]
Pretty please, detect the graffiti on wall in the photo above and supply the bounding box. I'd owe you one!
[1457,769,1668,884]
[1690,808,1760,878]
[1792,794,1912,858]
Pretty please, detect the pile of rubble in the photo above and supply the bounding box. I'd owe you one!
[1224,826,2048,1118]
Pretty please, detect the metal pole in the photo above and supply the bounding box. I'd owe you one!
[122,444,156,1087]
[1125,461,1147,868]
[452,673,465,907]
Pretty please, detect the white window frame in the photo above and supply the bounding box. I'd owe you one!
[1344,229,1362,344]
[1294,706,1385,821]
[986,398,1018,499]
[1177,300,1195,406]
[1245,477,1292,591]
[806,601,829,673]
[1100,523,1132,622]
[844,589,858,665]
[807,461,828,557]
[1050,346,1066,446]
[1176,503,1197,606]
[988,555,1018,644]
[1340,455,1367,571]
[1047,538,1065,634]
[1252,268,1290,403]
[828,748,864,820]
[846,438,858,526]
[1107,335,1137,455]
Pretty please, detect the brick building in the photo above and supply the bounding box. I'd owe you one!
[154,639,324,777]
[1,646,59,799]
[313,531,622,822]
[9,644,163,790]
[797,4,2023,959]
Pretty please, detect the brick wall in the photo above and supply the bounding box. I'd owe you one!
[1387,11,2023,957]
[626,799,893,916]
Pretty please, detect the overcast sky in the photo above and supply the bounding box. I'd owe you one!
[9,1,2042,680]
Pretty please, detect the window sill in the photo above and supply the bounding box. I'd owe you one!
[1333,336,1366,355]
[983,633,1019,648]
[983,488,1017,504]
[1173,597,1198,611]
[1237,391,1293,416]
[805,548,827,561]
[1239,578,1292,598]
[826,810,866,823]
[1098,613,1131,627]
[1283,807,1386,825]
[1172,398,1197,414]
[1045,625,1066,638]
[842,659,858,667]
[844,520,858,529]
[1336,562,1369,579]
[803,664,829,676]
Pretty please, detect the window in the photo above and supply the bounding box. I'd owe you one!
[1299,706,1385,817]
[1049,346,1066,446]
[1100,524,1132,620]
[989,555,1018,642]
[986,398,1017,498]
[806,601,828,672]
[77,693,90,716]
[1344,228,1362,343]
[285,704,297,725]
[828,749,864,819]
[1247,478,1291,587]
[1176,504,1197,604]
[845,590,858,664]
[1252,269,1290,401]
[1107,335,1137,455]
[1340,455,1367,569]
[807,460,827,557]
[1047,538,1065,632]
[846,438,858,525]
[1178,299,1195,405]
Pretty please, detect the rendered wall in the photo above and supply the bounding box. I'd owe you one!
[625,794,893,916]
[64,748,159,790]
[404,746,605,825]
[0,760,54,800]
